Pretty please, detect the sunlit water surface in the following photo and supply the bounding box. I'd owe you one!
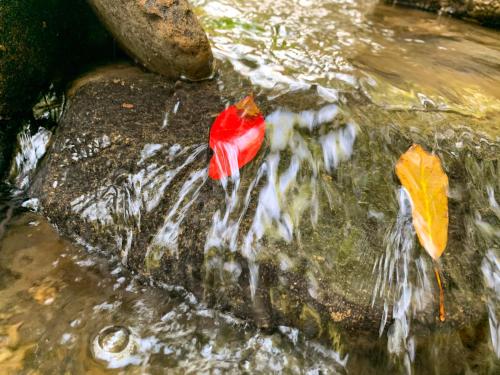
[1,1,500,374]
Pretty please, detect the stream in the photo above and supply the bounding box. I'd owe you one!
[1,1,499,374]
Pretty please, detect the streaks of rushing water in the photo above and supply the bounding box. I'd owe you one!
[479,185,500,358]
[243,109,356,299]
[320,125,356,173]
[62,134,111,162]
[204,138,267,270]
[90,293,349,373]
[71,143,207,265]
[195,0,500,119]
[146,168,208,267]
[10,124,52,190]
[161,100,182,129]
[482,249,500,358]
[194,0,362,99]
[92,252,347,373]
[204,106,357,301]
[372,188,433,374]
[138,143,163,165]
[71,144,205,225]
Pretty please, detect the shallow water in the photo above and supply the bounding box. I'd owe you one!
[1,1,500,374]
[0,206,349,374]
[194,0,500,126]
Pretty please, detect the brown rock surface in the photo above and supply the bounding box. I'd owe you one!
[89,0,214,80]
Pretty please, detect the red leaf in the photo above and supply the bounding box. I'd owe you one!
[208,96,266,180]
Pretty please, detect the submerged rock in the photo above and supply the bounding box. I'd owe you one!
[89,0,214,80]
[388,0,500,26]
[30,65,499,351]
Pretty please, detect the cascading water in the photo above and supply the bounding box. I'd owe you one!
[372,188,433,374]
[479,185,500,358]
[482,249,500,358]
[146,167,208,265]
[70,142,208,267]
[204,105,356,304]
[10,124,52,191]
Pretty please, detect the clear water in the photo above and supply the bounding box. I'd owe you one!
[0,208,348,374]
[194,0,500,123]
[1,1,500,374]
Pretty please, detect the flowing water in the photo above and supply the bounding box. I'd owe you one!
[1,1,500,374]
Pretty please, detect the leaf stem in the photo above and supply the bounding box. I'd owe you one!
[434,265,445,322]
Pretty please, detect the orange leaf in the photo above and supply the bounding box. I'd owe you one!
[395,144,449,260]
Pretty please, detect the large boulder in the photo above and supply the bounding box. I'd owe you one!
[389,0,500,26]
[29,65,499,358]
[89,0,214,80]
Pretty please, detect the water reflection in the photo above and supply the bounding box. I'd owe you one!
[194,0,500,120]
[0,209,347,373]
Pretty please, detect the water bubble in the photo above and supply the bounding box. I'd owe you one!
[97,326,131,353]
[92,326,142,368]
